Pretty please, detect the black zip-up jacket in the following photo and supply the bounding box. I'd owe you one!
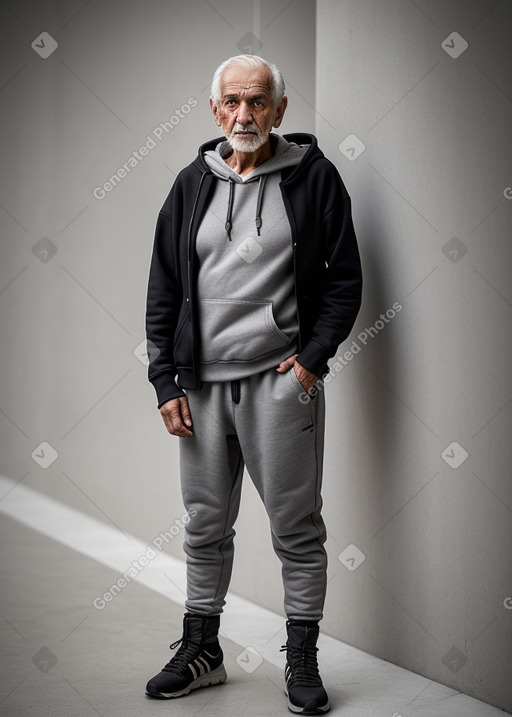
[145,133,363,408]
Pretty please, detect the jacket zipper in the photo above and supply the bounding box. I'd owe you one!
[186,171,208,385]
[279,180,303,352]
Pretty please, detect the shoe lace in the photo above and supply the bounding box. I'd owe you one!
[280,643,322,687]
[162,637,202,674]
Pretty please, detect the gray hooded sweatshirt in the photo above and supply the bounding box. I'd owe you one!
[196,134,307,381]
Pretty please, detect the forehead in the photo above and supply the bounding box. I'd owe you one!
[220,64,273,96]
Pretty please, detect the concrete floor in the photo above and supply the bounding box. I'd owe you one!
[0,476,509,717]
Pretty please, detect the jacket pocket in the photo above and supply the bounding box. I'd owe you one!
[288,364,307,394]
[174,305,193,369]
[174,305,189,344]
[199,298,291,363]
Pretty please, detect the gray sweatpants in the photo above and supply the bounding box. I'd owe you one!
[179,366,327,622]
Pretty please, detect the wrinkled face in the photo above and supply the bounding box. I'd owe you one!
[210,64,285,152]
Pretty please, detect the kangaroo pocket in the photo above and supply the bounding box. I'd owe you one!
[199,298,291,363]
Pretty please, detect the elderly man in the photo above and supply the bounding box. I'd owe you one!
[144,54,362,715]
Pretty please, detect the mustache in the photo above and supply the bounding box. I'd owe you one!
[231,124,261,136]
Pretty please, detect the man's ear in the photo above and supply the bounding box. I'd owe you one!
[272,96,288,129]
[209,97,221,126]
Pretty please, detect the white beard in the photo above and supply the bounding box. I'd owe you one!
[227,124,268,153]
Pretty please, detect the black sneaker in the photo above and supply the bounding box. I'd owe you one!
[145,613,226,698]
[281,620,330,715]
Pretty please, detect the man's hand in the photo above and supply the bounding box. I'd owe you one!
[276,354,317,395]
[159,397,194,437]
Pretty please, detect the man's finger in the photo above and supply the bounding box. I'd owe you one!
[160,398,193,437]
[169,399,193,436]
[178,396,193,427]
[294,361,317,394]
[276,354,298,372]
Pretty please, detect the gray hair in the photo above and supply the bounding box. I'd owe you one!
[210,54,285,108]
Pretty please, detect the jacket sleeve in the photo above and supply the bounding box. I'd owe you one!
[297,168,363,377]
[145,200,186,407]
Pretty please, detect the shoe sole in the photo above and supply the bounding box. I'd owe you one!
[284,689,330,715]
[146,664,227,699]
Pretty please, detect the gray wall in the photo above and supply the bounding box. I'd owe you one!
[0,1,315,563]
[1,0,511,712]
[315,0,512,712]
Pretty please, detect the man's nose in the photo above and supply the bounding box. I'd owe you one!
[236,101,253,125]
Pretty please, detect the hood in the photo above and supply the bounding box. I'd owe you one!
[192,133,323,240]
[203,133,308,182]
[193,132,324,181]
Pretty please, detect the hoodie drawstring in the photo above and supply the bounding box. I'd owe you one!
[255,175,266,236]
[225,175,267,241]
[225,177,235,241]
